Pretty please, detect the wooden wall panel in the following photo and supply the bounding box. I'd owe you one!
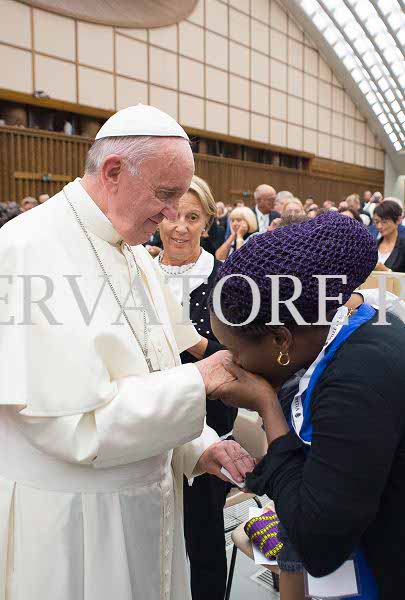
[0,126,384,207]
[0,125,91,202]
[194,153,384,205]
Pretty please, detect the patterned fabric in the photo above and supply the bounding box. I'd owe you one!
[216,212,378,326]
[244,509,284,559]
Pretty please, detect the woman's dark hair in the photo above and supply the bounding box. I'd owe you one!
[338,207,362,223]
[374,200,403,223]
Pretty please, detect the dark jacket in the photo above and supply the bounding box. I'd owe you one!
[201,221,226,256]
[251,206,280,231]
[378,235,405,272]
[247,313,405,599]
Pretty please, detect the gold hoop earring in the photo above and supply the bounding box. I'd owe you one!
[277,351,290,366]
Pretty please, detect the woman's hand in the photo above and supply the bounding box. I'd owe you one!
[230,220,240,235]
[195,350,236,397]
[209,359,277,413]
[211,361,290,444]
[238,220,249,237]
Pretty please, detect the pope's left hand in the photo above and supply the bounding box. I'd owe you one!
[196,440,256,484]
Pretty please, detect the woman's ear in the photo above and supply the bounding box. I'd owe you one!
[272,327,293,353]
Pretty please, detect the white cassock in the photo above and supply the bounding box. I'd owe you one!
[0,178,219,600]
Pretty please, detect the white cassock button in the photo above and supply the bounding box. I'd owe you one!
[206,331,210,334]
[195,303,199,306]
[202,292,206,295]
[200,319,204,322]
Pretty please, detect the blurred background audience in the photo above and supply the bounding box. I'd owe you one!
[215,206,257,261]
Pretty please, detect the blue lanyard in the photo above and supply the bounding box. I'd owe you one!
[291,303,376,444]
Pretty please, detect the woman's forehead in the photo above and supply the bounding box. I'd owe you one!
[179,193,203,211]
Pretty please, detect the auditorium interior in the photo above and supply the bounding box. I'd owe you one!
[0,0,404,598]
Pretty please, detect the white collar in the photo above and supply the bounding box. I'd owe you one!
[255,206,268,220]
[63,178,123,245]
[156,248,215,304]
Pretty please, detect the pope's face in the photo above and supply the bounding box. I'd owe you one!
[107,138,195,245]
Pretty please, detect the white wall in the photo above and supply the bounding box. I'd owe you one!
[385,155,405,204]
[0,0,384,169]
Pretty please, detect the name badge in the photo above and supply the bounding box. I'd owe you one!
[304,558,360,599]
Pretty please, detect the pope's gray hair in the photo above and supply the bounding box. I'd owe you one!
[85,135,168,176]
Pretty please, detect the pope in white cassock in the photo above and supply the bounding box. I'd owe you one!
[0,105,255,600]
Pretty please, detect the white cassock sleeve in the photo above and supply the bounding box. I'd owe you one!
[10,363,209,468]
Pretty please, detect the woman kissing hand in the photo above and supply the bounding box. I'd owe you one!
[212,361,290,444]
[208,360,277,412]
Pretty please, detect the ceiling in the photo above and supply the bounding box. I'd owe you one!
[18,0,198,28]
[284,0,405,171]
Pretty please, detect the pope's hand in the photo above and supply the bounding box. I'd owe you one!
[195,350,236,397]
[196,440,256,484]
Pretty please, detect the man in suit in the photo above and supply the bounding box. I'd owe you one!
[252,184,279,233]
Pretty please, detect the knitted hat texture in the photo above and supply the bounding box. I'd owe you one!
[216,211,378,326]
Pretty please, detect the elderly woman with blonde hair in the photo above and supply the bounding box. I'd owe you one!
[215,205,257,261]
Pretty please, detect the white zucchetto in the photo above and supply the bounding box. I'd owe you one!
[95,104,189,141]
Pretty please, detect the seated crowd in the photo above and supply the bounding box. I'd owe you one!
[143,183,405,273]
[0,192,49,226]
[3,186,404,276]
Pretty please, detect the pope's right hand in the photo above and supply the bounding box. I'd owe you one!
[195,350,236,397]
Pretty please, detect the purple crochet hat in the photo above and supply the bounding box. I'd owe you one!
[216,211,377,327]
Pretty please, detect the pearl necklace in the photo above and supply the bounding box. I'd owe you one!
[158,251,199,275]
